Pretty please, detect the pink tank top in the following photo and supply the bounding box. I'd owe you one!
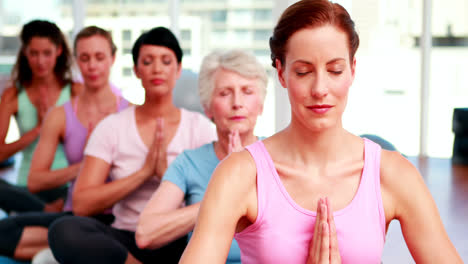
[235,139,385,264]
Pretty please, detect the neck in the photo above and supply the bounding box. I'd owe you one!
[281,116,350,165]
[138,93,178,118]
[80,83,115,105]
[215,129,257,160]
[30,74,60,89]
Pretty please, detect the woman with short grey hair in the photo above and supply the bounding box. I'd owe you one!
[198,49,268,110]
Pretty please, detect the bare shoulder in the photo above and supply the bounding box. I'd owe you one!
[46,105,66,123]
[0,87,18,114]
[1,86,18,100]
[380,150,421,187]
[205,149,258,223]
[380,149,426,218]
[71,82,84,97]
[214,149,257,189]
[42,105,66,135]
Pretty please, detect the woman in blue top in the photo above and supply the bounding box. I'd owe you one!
[0,20,81,214]
[136,49,268,263]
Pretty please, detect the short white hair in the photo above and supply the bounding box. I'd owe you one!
[198,50,268,110]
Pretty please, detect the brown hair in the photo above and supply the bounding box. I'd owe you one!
[269,0,359,68]
[74,26,117,56]
[12,20,72,89]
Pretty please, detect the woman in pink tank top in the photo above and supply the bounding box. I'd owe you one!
[180,0,462,263]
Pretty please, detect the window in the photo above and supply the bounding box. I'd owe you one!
[253,9,272,21]
[180,29,192,41]
[182,49,192,56]
[122,67,133,77]
[211,10,227,23]
[122,30,132,42]
[254,29,271,41]
[122,48,132,55]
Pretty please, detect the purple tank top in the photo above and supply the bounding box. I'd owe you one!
[62,97,129,211]
[235,138,385,264]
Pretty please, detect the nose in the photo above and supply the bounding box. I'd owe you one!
[37,54,46,66]
[311,71,328,98]
[232,90,244,110]
[87,57,97,70]
[152,59,162,73]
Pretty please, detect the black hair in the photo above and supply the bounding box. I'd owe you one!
[131,27,183,65]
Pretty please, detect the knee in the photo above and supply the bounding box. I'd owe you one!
[48,216,78,248]
[0,218,23,257]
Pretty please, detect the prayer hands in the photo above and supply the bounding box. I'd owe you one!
[143,118,168,179]
[307,197,341,264]
[36,85,52,124]
[228,130,243,153]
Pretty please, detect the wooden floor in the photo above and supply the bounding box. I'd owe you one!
[381,157,468,263]
[1,155,467,262]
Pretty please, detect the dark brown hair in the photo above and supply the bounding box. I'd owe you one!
[12,20,72,89]
[269,0,359,68]
[74,26,117,56]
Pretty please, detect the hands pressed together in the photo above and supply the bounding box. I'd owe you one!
[228,130,243,154]
[36,85,52,125]
[142,118,168,179]
[307,197,341,264]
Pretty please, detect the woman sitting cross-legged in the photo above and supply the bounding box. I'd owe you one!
[0,25,128,262]
[136,49,268,264]
[47,27,217,264]
[180,0,462,263]
[0,20,82,215]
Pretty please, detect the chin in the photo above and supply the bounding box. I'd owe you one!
[145,86,171,96]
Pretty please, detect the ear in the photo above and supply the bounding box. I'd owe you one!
[204,106,213,120]
[56,45,63,57]
[133,65,141,79]
[258,102,264,116]
[176,62,182,79]
[350,57,356,82]
[276,59,287,88]
[111,54,116,66]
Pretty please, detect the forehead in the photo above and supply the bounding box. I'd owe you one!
[285,25,350,65]
[214,68,259,89]
[138,44,176,58]
[27,37,57,50]
[76,35,111,54]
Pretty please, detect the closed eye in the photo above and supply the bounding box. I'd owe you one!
[329,71,343,75]
[296,71,310,76]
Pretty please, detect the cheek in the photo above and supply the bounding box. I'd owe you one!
[211,99,229,117]
[245,96,263,115]
[25,55,37,65]
[287,80,308,102]
[333,79,351,98]
[99,61,111,74]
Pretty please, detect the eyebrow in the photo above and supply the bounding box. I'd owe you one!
[293,58,346,65]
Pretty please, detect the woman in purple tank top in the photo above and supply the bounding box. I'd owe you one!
[0,26,128,261]
[181,0,462,263]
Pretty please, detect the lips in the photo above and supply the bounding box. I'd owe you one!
[151,78,164,85]
[88,75,99,81]
[307,104,333,114]
[229,116,246,121]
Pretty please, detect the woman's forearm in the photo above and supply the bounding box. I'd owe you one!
[0,126,40,161]
[136,203,200,249]
[28,162,82,193]
[72,168,154,216]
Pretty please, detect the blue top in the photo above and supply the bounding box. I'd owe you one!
[163,142,241,264]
